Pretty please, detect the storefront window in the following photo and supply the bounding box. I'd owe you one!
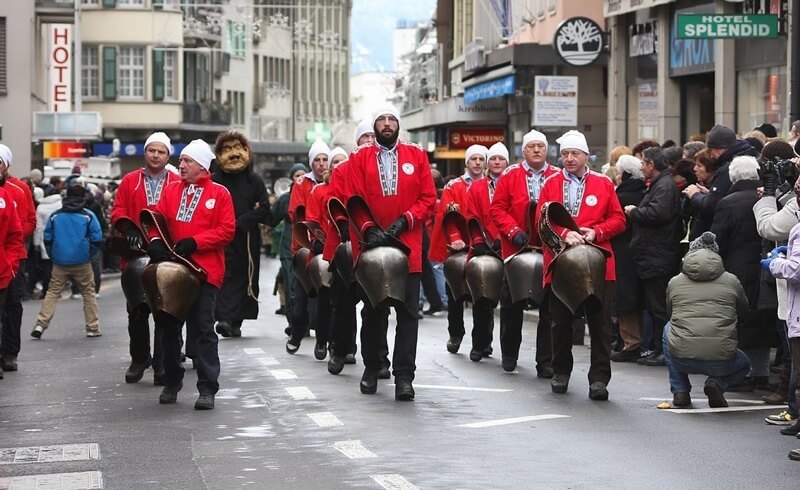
[737,66,786,133]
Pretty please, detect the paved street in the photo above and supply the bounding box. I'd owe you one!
[0,257,798,489]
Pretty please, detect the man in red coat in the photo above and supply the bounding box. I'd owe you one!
[429,144,489,357]
[286,142,330,354]
[535,130,626,400]
[465,142,510,361]
[489,130,558,376]
[0,144,36,373]
[111,132,181,385]
[346,104,436,401]
[0,183,24,380]
[146,140,235,410]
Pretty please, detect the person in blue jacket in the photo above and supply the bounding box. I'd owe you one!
[32,185,103,338]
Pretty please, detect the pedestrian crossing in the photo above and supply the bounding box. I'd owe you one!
[0,444,102,490]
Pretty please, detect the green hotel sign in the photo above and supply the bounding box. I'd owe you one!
[677,14,778,39]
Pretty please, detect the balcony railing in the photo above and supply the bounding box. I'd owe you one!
[182,101,231,126]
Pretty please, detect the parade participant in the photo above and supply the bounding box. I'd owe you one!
[0,183,24,380]
[211,131,271,338]
[536,130,626,400]
[489,130,558,376]
[346,103,436,400]
[146,140,235,410]
[465,142,510,361]
[111,132,181,384]
[0,144,36,373]
[286,142,330,354]
[429,144,487,355]
[32,185,103,339]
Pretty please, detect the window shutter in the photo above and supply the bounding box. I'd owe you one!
[152,49,164,101]
[103,0,117,8]
[103,46,117,100]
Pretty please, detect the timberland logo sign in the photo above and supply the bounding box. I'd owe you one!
[553,17,603,67]
[677,14,778,39]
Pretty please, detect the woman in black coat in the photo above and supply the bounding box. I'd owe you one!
[710,155,777,387]
[610,155,647,361]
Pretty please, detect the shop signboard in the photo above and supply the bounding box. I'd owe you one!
[638,82,658,139]
[677,14,778,39]
[553,17,604,67]
[448,127,505,150]
[464,75,516,104]
[48,24,72,112]
[670,5,715,77]
[43,141,91,159]
[533,76,578,127]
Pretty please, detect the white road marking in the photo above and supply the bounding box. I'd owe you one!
[307,412,344,428]
[269,369,297,380]
[285,386,316,400]
[661,405,785,414]
[0,471,103,489]
[0,444,100,464]
[639,397,772,405]
[458,414,570,428]
[371,474,419,490]
[242,348,265,355]
[389,383,511,393]
[332,440,377,459]
[256,356,279,366]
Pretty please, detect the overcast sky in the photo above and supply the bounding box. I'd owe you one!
[350,0,436,73]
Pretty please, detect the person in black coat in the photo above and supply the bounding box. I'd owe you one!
[624,147,683,366]
[610,155,646,361]
[212,132,272,338]
[711,155,778,389]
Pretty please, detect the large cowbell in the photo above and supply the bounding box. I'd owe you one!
[504,250,545,304]
[308,254,333,291]
[441,210,471,301]
[466,254,503,307]
[121,255,150,309]
[292,247,314,295]
[141,261,201,321]
[539,201,609,314]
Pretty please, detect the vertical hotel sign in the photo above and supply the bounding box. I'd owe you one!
[48,24,72,112]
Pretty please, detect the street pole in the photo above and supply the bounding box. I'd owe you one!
[74,0,82,112]
[790,0,799,123]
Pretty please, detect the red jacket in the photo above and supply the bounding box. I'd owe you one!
[2,177,35,260]
[346,141,436,273]
[466,176,500,244]
[490,162,558,259]
[306,182,338,262]
[0,186,24,288]
[429,175,473,263]
[535,169,626,286]
[151,175,236,288]
[111,168,181,267]
[288,175,320,253]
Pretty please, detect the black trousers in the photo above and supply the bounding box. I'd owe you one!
[157,283,220,395]
[421,228,444,310]
[329,268,357,357]
[127,302,163,371]
[498,277,552,368]
[360,274,420,380]
[290,275,309,339]
[314,286,332,346]
[445,285,494,351]
[1,262,26,357]
[641,275,671,354]
[0,288,7,345]
[550,281,614,384]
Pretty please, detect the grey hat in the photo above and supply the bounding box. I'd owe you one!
[289,162,308,179]
[689,231,719,254]
[706,125,737,149]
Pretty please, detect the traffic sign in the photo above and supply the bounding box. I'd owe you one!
[677,14,778,39]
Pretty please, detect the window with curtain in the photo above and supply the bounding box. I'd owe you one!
[81,45,99,98]
[118,46,145,98]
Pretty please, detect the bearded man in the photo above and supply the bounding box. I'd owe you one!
[211,131,271,338]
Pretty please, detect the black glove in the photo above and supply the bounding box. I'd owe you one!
[364,226,390,250]
[761,161,779,197]
[492,238,501,252]
[472,242,489,256]
[127,234,143,251]
[147,240,172,262]
[386,216,408,238]
[174,238,198,258]
[336,220,350,242]
[311,240,324,255]
[512,232,529,248]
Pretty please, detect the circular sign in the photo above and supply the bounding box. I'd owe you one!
[125,144,137,156]
[206,199,216,209]
[553,17,603,67]
[402,163,415,175]
[585,195,598,207]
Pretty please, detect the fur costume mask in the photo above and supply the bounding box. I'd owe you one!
[216,135,251,173]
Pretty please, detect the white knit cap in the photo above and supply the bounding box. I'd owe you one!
[522,129,548,152]
[371,103,401,127]
[144,131,172,155]
[165,163,179,175]
[465,144,488,163]
[180,139,215,170]
[354,119,374,144]
[330,146,348,161]
[0,144,12,166]
[308,141,331,167]
[488,142,510,162]
[556,130,589,154]
[615,154,643,179]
